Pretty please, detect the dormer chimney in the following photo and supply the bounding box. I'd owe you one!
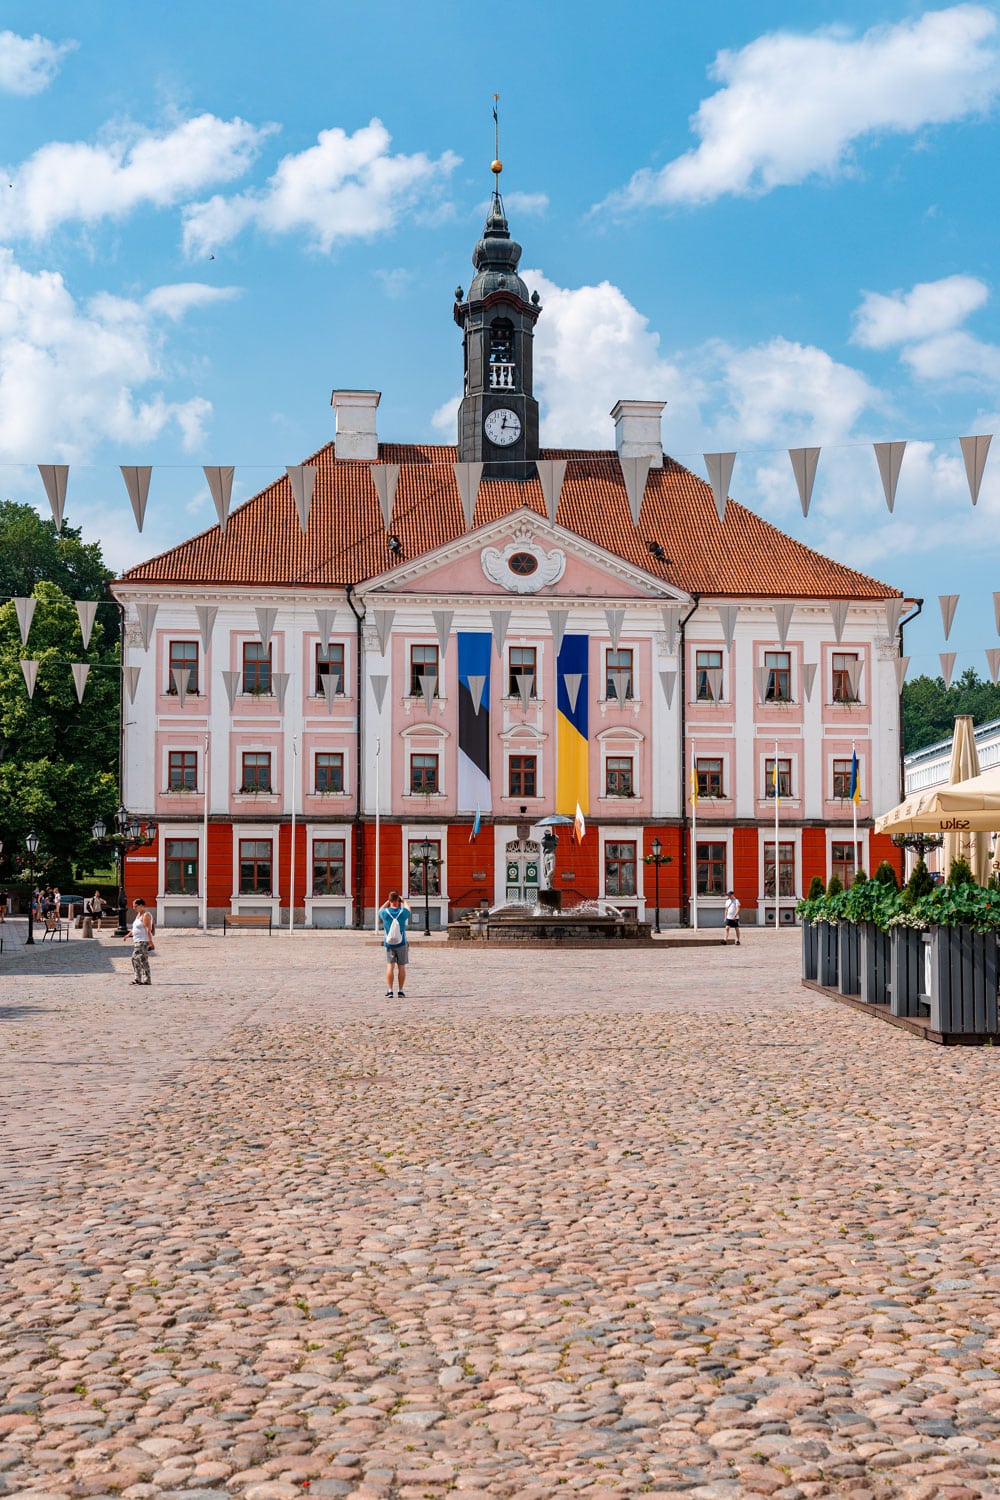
[611,399,666,469]
[331,389,380,461]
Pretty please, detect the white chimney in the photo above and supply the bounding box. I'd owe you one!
[611,399,666,469]
[331,389,381,461]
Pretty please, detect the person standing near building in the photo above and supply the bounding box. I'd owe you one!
[723,890,741,945]
[124,897,154,984]
[378,890,411,997]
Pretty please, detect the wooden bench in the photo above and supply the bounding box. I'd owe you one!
[223,912,273,935]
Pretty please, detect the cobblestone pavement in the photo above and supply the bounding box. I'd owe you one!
[3,927,1000,1498]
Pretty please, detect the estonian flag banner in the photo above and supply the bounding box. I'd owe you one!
[458,632,491,812]
[557,635,589,817]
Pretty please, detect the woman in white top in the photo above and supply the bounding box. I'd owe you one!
[124,898,154,984]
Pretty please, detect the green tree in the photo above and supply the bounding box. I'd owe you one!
[902,668,1000,754]
[0,500,113,611]
[0,581,119,884]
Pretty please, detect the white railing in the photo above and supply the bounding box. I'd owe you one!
[490,363,515,389]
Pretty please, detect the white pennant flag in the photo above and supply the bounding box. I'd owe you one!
[939,652,956,689]
[516,671,534,710]
[272,672,290,712]
[373,609,395,655]
[547,609,569,654]
[419,672,437,708]
[830,600,849,643]
[893,656,910,693]
[321,674,339,713]
[960,434,992,505]
[222,669,241,710]
[659,669,676,708]
[938,594,959,641]
[204,466,234,533]
[874,441,906,512]
[717,603,739,652]
[76,600,98,650]
[38,464,68,532]
[467,674,486,714]
[432,609,453,657]
[845,657,864,700]
[171,666,189,707]
[120,465,152,532]
[773,601,794,649]
[754,664,771,704]
[491,609,511,659]
[370,674,388,711]
[986,649,1000,686]
[619,454,651,525]
[801,662,817,702]
[135,602,158,651]
[884,598,905,638]
[661,604,682,656]
[704,452,735,524]
[610,668,631,703]
[315,608,337,649]
[123,665,141,703]
[195,604,217,653]
[371,464,400,528]
[536,458,567,523]
[454,462,484,529]
[20,659,38,698]
[788,447,820,516]
[605,607,625,649]
[255,606,277,650]
[563,673,582,713]
[286,465,317,534]
[71,663,90,703]
[13,597,36,647]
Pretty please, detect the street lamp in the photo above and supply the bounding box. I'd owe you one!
[25,831,39,946]
[417,835,433,937]
[93,807,157,936]
[891,831,943,874]
[644,835,672,936]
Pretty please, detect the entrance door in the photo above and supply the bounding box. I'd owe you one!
[505,840,540,905]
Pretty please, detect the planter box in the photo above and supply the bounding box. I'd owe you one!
[817,921,839,988]
[858,922,891,1006]
[890,927,927,1018]
[927,926,999,1035]
[837,922,861,996]
[801,919,819,981]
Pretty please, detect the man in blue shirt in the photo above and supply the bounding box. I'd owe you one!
[378,890,411,997]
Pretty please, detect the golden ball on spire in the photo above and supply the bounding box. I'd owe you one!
[491,159,503,175]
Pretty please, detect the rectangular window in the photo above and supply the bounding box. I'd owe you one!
[764,757,793,799]
[695,756,723,799]
[696,649,723,701]
[508,646,537,698]
[765,650,791,703]
[315,643,345,696]
[312,838,346,895]
[409,838,442,895]
[239,838,272,894]
[606,648,634,701]
[315,752,344,793]
[165,838,199,895]
[410,752,439,793]
[241,751,272,792]
[764,840,796,897]
[832,652,859,703]
[605,840,637,897]
[410,643,439,697]
[831,841,857,888]
[167,750,198,791]
[509,754,537,797]
[696,840,726,896]
[242,641,272,695]
[832,758,855,799]
[606,756,634,796]
[168,640,198,694]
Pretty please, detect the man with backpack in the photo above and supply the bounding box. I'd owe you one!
[378,890,411,997]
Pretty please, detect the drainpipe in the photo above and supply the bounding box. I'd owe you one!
[346,583,366,927]
[676,594,700,926]
[898,597,923,801]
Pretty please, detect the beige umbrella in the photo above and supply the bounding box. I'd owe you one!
[876,752,1000,881]
[943,716,989,882]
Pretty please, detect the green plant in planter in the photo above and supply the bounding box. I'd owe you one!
[807,875,825,901]
[901,859,935,910]
[852,868,868,886]
[946,856,976,889]
[826,873,843,898]
[843,874,902,928]
[873,860,899,890]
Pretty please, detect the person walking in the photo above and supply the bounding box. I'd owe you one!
[124,897,154,984]
[723,889,741,945]
[378,890,411,997]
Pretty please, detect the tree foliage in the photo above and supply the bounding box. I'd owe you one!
[0,500,113,613]
[902,668,1000,754]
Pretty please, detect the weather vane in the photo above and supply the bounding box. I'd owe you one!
[491,92,502,181]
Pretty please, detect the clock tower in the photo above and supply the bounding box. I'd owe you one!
[454,172,541,481]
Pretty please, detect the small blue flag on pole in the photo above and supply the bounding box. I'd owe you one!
[470,805,481,843]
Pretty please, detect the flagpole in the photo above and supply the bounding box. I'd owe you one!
[690,745,698,930]
[852,737,858,879]
[774,737,780,932]
[289,734,297,936]
[202,731,210,933]
[374,737,381,931]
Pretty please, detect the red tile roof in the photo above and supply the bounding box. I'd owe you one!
[119,443,900,599]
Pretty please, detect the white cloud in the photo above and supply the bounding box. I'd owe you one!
[0,114,273,240]
[602,5,1000,208]
[718,337,876,444]
[0,251,229,461]
[183,119,459,255]
[0,30,76,95]
[852,274,989,347]
[902,329,1000,382]
[143,283,241,321]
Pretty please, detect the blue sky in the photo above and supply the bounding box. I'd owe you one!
[2,1,1000,678]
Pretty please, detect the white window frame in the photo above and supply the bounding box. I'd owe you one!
[231,822,281,918]
[305,822,353,928]
[599,825,645,914]
[402,822,449,929]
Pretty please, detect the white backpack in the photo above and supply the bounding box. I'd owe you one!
[386,914,403,946]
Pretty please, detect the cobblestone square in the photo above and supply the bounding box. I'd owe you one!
[2,928,1000,1498]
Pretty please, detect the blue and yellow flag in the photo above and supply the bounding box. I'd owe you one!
[691,762,699,806]
[849,749,861,804]
[556,636,589,817]
[772,758,780,804]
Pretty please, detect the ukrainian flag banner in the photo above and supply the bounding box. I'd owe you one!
[849,749,861,805]
[556,635,589,817]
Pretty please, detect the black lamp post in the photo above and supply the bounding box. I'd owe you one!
[891,831,944,870]
[418,835,433,937]
[92,807,157,937]
[25,830,39,946]
[643,835,671,936]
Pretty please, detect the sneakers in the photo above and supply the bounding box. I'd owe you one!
[385,989,393,998]
[397,989,406,998]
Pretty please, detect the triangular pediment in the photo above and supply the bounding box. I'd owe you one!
[356,507,691,605]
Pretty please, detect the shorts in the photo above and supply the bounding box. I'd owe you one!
[385,942,409,965]
[725,918,740,928]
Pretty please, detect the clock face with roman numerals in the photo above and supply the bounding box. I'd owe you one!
[484,408,521,446]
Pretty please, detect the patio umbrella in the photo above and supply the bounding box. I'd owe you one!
[943,716,989,883]
[876,763,1000,836]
